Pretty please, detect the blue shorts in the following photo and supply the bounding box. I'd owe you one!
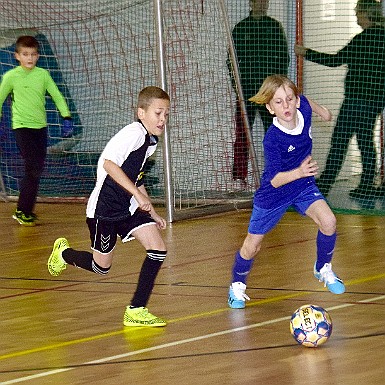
[86,210,156,254]
[248,184,324,235]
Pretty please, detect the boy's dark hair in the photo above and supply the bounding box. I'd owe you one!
[138,86,170,109]
[15,36,39,53]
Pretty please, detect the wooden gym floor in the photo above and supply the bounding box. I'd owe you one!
[0,202,384,385]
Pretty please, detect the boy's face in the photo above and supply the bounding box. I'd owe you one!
[266,85,300,129]
[15,47,39,70]
[138,98,170,136]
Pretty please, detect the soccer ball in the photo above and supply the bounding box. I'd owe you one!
[290,304,332,348]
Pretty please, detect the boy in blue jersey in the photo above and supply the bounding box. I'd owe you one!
[47,86,170,326]
[228,75,345,309]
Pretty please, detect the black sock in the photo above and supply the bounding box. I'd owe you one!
[62,248,110,275]
[130,250,166,308]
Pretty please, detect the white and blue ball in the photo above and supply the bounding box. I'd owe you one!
[290,304,332,347]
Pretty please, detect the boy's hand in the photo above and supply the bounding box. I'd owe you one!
[135,191,166,229]
[294,44,307,57]
[61,118,74,138]
[298,155,318,178]
[135,191,153,212]
[151,212,167,230]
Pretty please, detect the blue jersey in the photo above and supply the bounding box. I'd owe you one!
[253,95,316,209]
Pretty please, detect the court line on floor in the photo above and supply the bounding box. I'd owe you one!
[1,292,384,384]
[1,272,384,363]
[0,291,305,363]
[1,271,384,361]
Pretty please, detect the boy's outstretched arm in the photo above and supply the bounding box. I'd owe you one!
[308,97,332,121]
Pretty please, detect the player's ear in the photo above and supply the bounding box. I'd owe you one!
[137,107,145,119]
[296,96,300,108]
[266,103,275,115]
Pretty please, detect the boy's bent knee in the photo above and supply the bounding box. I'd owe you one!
[320,214,337,235]
[241,234,263,260]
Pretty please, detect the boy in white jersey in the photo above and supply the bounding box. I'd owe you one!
[228,75,345,309]
[48,86,170,326]
[0,35,73,226]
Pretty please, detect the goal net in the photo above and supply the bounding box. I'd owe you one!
[0,0,160,201]
[298,0,385,213]
[0,0,384,219]
[0,0,260,220]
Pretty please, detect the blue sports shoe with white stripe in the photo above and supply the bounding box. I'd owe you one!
[314,262,345,294]
[228,282,250,308]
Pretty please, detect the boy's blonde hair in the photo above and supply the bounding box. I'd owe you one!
[138,86,170,110]
[249,75,299,105]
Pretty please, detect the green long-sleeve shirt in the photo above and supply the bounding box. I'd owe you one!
[0,66,70,129]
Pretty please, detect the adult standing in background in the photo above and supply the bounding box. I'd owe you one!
[295,0,385,199]
[228,0,290,188]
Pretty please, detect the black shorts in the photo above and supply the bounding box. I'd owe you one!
[86,210,156,254]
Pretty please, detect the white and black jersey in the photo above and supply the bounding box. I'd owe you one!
[86,120,158,221]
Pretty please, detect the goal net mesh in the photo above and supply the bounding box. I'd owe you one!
[0,0,384,217]
[299,0,385,214]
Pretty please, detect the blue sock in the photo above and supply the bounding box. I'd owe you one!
[232,251,254,284]
[316,231,336,272]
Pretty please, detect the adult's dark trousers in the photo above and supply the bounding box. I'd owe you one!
[14,127,47,215]
[318,98,383,191]
[232,99,272,180]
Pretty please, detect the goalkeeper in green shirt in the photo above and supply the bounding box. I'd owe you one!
[0,35,73,226]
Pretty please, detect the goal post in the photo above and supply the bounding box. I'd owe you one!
[153,0,174,223]
[160,0,261,221]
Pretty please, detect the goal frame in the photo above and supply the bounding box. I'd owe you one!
[157,0,260,222]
